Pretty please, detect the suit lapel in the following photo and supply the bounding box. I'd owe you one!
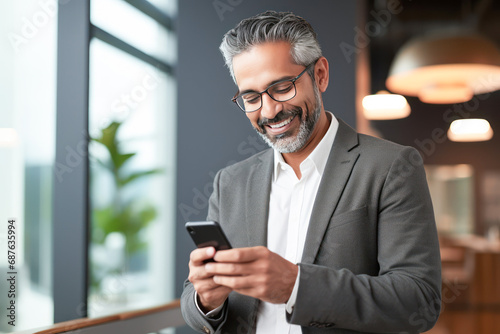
[245,149,273,247]
[301,118,360,264]
[238,150,273,334]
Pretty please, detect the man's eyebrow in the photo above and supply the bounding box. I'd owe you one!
[236,75,296,96]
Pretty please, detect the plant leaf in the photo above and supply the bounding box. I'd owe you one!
[113,152,135,171]
[118,168,163,186]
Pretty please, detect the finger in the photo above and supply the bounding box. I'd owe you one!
[188,264,214,282]
[213,246,266,263]
[196,281,232,295]
[212,276,289,304]
[205,262,253,276]
[212,275,256,290]
[192,277,222,293]
[190,247,216,264]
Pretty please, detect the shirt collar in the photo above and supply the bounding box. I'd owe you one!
[273,111,339,181]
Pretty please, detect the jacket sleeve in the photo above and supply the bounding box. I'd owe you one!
[287,147,442,333]
[180,170,230,333]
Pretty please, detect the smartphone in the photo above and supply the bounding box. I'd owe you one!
[185,221,232,251]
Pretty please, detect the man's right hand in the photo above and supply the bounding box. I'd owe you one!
[188,247,232,312]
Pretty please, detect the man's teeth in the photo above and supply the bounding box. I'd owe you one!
[268,117,293,129]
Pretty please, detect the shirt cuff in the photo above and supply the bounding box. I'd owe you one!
[194,291,225,318]
[285,266,300,314]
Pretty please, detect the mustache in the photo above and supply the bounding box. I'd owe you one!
[258,107,302,129]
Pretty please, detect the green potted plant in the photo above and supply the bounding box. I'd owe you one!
[89,121,162,294]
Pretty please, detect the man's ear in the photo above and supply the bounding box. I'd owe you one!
[314,57,329,93]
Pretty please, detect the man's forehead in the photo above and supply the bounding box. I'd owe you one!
[232,42,300,90]
[233,41,293,67]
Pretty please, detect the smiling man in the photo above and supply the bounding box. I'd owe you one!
[181,11,441,334]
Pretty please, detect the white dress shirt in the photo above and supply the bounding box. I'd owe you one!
[196,112,339,333]
[256,112,338,334]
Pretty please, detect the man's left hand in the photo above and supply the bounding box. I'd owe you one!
[204,246,298,304]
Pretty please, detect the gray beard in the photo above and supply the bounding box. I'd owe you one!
[256,83,322,154]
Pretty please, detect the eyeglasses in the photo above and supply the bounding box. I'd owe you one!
[231,62,315,113]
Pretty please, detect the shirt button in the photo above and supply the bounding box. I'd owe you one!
[203,325,210,333]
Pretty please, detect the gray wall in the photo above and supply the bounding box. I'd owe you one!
[175,2,357,330]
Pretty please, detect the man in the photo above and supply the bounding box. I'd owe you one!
[181,11,441,334]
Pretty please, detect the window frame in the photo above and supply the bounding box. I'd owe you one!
[54,0,175,322]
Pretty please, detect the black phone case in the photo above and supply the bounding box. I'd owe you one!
[185,221,232,251]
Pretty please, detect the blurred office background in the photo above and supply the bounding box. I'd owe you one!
[0,0,499,333]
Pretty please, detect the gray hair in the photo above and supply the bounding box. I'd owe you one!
[220,11,322,82]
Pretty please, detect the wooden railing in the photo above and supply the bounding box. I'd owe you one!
[13,300,185,334]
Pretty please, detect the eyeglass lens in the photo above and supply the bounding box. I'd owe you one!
[236,80,296,112]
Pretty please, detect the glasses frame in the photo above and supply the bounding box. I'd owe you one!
[231,62,315,113]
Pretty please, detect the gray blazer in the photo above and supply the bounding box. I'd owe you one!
[181,118,442,334]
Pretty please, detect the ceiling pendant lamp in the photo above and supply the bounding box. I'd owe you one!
[386,31,500,104]
[447,118,493,142]
[362,90,411,120]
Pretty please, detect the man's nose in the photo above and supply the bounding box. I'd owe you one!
[260,92,283,120]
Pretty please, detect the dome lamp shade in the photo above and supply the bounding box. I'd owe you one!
[386,32,500,104]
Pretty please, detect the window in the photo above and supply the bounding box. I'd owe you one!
[0,0,57,330]
[0,0,177,330]
[88,0,177,317]
[425,164,474,235]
